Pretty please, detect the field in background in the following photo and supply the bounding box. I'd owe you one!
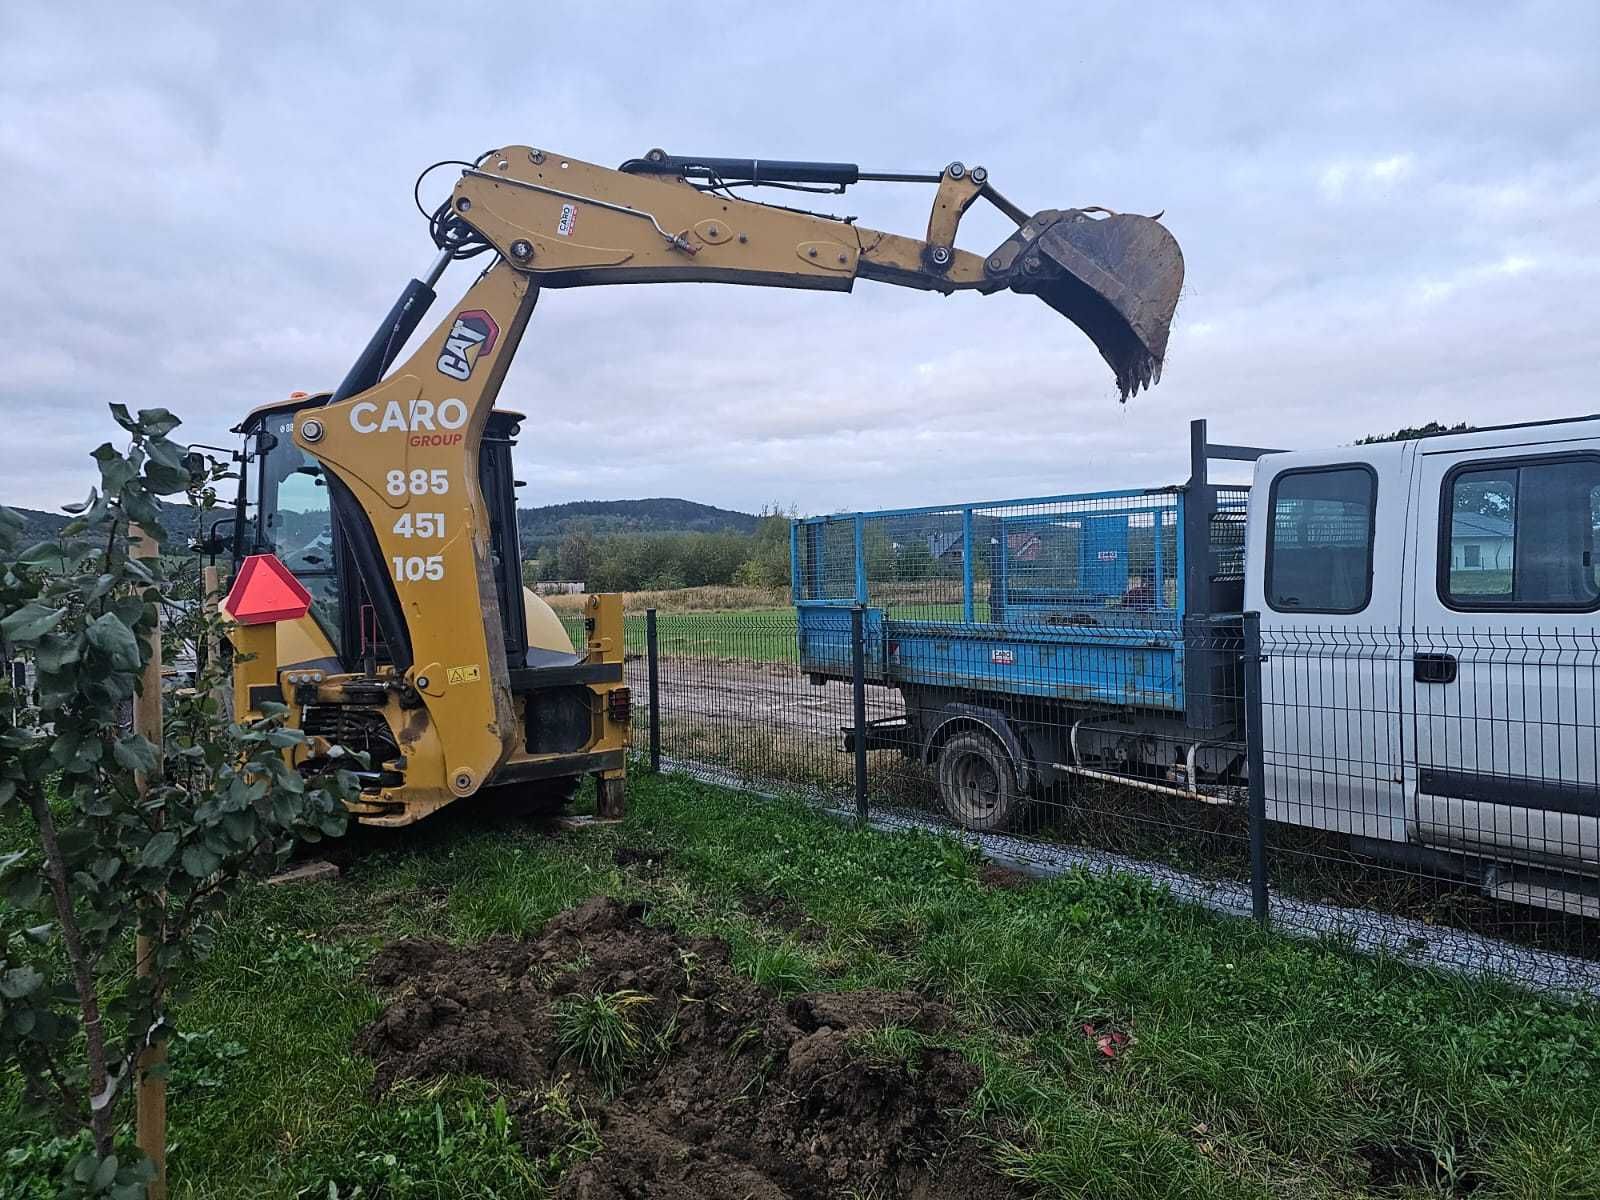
[546,586,797,661]
[543,584,788,615]
[540,585,970,659]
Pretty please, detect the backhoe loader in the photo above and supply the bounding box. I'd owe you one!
[215,145,1185,826]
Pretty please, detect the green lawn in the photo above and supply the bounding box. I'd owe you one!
[558,608,798,663]
[636,608,798,663]
[5,770,1600,1198]
[1447,569,1514,597]
[632,604,992,665]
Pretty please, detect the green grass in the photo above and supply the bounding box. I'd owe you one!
[1447,568,1513,597]
[647,608,797,662]
[552,988,652,1087]
[559,607,796,663]
[4,771,1599,1198]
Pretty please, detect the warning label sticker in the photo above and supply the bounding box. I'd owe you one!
[447,664,482,686]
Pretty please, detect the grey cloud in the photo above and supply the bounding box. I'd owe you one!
[1,1,1597,520]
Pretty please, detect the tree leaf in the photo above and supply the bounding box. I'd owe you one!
[144,435,185,470]
[92,443,137,493]
[17,540,67,564]
[0,603,66,643]
[112,735,158,775]
[92,1152,119,1191]
[181,844,222,879]
[137,408,182,437]
[34,633,81,673]
[143,463,192,496]
[0,964,42,999]
[141,831,178,868]
[60,486,98,515]
[86,612,142,671]
[4,871,43,908]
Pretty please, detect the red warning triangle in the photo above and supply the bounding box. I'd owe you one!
[224,554,313,625]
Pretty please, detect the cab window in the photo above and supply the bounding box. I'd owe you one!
[1442,454,1600,610]
[256,418,342,642]
[1265,466,1376,613]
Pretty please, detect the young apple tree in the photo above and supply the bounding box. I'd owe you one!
[0,405,358,1196]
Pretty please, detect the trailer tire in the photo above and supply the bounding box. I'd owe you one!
[936,729,1024,832]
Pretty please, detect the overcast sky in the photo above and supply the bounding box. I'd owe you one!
[2,2,1596,516]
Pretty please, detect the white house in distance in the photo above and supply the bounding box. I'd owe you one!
[1449,512,1513,572]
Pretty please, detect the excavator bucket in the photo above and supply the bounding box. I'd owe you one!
[998,209,1184,400]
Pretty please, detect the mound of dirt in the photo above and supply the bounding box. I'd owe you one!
[358,897,1016,1199]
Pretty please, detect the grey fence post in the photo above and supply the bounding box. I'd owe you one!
[646,608,661,773]
[851,604,868,823]
[1242,610,1270,925]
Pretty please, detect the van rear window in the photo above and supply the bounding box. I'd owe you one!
[1442,454,1600,611]
[1265,466,1376,614]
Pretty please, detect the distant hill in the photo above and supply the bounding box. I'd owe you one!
[6,500,206,545]
[517,498,759,544]
[5,496,760,555]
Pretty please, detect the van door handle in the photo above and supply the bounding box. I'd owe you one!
[1413,652,1458,684]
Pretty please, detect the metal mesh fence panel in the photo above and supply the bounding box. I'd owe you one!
[634,601,1600,995]
[1259,623,1600,991]
[629,608,869,799]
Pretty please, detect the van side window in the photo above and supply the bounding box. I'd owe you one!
[1442,455,1600,610]
[1265,466,1376,613]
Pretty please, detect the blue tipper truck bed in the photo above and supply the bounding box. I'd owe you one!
[789,424,1254,828]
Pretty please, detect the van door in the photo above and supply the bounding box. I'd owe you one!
[1251,443,1411,841]
[1406,433,1600,883]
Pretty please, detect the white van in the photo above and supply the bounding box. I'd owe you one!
[1248,416,1600,917]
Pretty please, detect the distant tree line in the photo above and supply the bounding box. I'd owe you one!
[525,506,794,591]
[1356,420,1472,444]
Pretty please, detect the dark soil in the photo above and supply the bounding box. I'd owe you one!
[740,891,824,942]
[977,862,1032,891]
[358,897,1016,1198]
[1357,1138,1480,1195]
[613,845,670,870]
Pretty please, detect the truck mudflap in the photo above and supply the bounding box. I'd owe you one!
[841,716,917,754]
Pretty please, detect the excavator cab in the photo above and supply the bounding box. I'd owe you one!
[231,395,535,673]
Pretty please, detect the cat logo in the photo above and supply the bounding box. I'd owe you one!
[436,310,500,381]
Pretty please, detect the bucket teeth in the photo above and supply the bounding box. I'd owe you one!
[993,209,1184,401]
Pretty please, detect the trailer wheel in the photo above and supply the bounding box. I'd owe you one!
[936,729,1023,832]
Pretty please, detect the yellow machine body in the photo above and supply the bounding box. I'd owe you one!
[217,141,1182,827]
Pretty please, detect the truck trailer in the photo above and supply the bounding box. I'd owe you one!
[793,418,1600,918]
